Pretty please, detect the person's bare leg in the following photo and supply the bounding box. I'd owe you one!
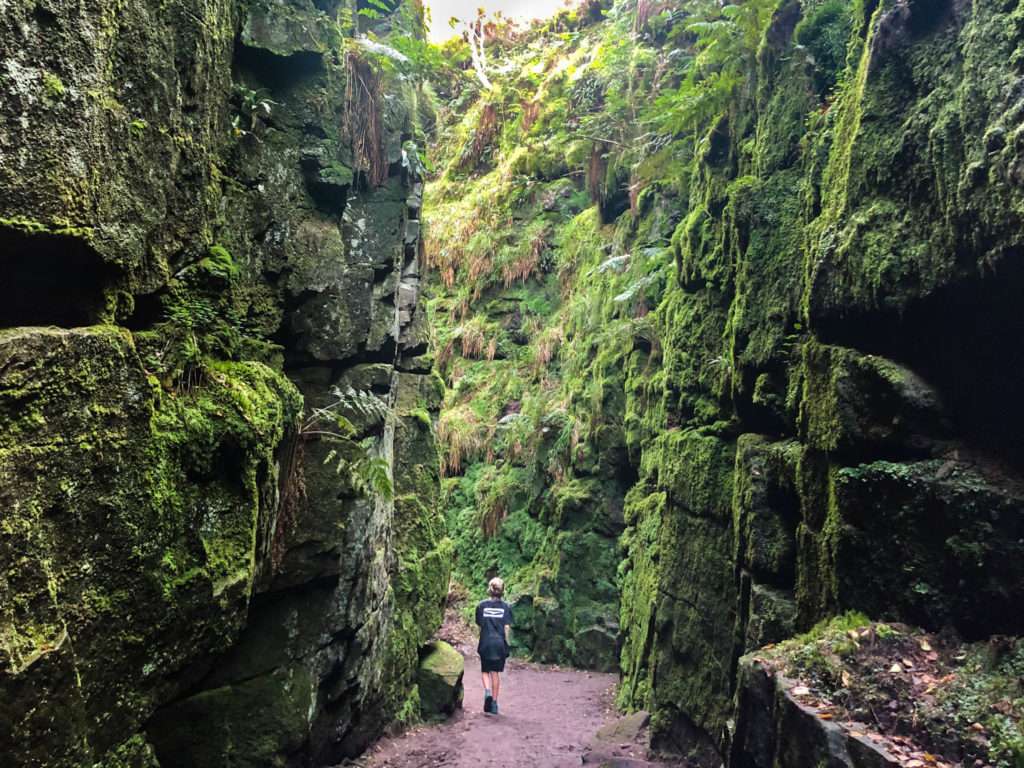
[482,671,494,713]
[491,672,501,701]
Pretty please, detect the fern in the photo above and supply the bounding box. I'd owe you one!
[304,386,394,502]
[613,273,659,305]
[650,0,776,137]
[356,456,394,500]
[331,385,391,424]
[597,254,631,274]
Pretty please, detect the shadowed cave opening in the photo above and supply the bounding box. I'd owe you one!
[818,253,1024,472]
[233,41,324,96]
[0,227,112,328]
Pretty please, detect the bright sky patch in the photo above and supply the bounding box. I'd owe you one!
[425,0,569,42]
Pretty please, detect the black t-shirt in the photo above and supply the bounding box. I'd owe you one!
[475,598,513,658]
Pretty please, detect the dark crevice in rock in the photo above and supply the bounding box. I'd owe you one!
[303,123,329,139]
[0,227,114,328]
[300,155,350,215]
[907,0,954,36]
[31,4,58,27]
[734,362,793,439]
[816,253,1024,471]
[313,0,343,13]
[233,41,324,95]
[399,340,429,359]
[372,264,396,283]
[124,291,165,331]
[151,574,345,712]
[356,0,399,15]
[356,339,398,366]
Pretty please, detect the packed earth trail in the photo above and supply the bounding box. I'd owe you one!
[357,654,682,768]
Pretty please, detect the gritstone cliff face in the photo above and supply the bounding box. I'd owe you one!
[425,0,1023,764]
[0,1,449,765]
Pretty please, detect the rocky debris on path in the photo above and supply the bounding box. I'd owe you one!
[732,614,1023,768]
[581,710,690,767]
[418,641,465,720]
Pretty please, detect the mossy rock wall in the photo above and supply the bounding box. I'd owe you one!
[0,0,448,765]
[425,0,1024,763]
[621,1,1024,757]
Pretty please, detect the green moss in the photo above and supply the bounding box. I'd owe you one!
[425,0,1024,758]
[794,0,855,94]
[941,642,1024,767]
[94,734,160,768]
[42,72,66,100]
[0,216,95,240]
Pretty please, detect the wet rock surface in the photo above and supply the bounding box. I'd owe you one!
[0,0,447,765]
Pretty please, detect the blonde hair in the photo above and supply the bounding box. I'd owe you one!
[488,577,505,598]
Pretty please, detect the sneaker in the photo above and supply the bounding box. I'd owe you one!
[492,701,499,715]
[484,694,493,714]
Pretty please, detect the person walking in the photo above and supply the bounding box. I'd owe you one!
[475,577,513,715]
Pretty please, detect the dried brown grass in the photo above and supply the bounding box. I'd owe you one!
[437,404,490,476]
[344,53,387,188]
[587,143,608,205]
[501,227,548,287]
[521,100,541,133]
[458,102,500,171]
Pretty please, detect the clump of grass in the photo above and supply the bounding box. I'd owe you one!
[532,324,564,373]
[437,403,489,475]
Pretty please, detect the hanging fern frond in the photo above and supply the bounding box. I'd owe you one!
[330,385,391,425]
[353,456,394,501]
[301,386,394,503]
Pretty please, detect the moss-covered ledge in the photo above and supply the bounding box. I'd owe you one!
[0,326,300,767]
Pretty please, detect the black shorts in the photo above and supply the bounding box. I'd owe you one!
[481,655,506,673]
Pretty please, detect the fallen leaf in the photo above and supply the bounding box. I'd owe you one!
[906,760,925,768]
[993,699,1013,715]
[919,639,933,652]
[818,712,833,720]
[970,722,985,733]
[841,670,853,687]
[902,657,916,669]
[791,685,811,696]
[890,663,904,673]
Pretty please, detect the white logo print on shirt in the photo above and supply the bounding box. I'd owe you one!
[482,607,505,618]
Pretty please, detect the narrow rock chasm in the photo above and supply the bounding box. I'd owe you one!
[1,1,1023,767]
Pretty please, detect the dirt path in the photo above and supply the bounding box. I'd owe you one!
[350,603,684,768]
[358,652,682,768]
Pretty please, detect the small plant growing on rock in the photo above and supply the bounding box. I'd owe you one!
[42,72,65,100]
[301,386,394,501]
[232,85,277,142]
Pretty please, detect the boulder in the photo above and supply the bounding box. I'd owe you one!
[573,625,619,673]
[417,641,464,719]
[582,711,653,766]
